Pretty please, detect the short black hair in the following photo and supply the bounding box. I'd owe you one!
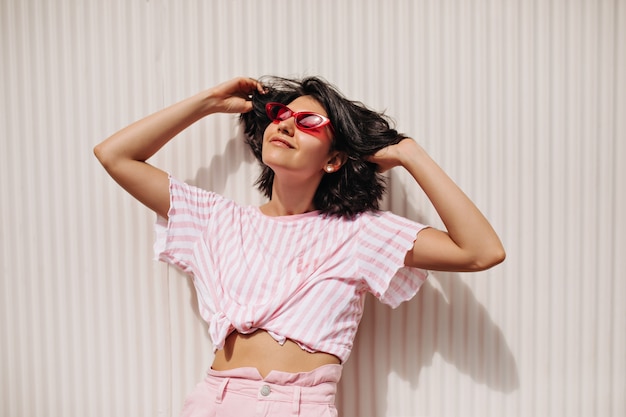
[240,75,407,219]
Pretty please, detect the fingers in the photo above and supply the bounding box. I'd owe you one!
[251,77,266,94]
[364,147,388,163]
[364,146,400,173]
[236,77,266,97]
[246,76,267,93]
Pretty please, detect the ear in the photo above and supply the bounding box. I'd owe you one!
[324,151,348,173]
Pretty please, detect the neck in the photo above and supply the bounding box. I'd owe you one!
[261,173,322,216]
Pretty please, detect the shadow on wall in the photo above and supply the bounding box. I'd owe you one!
[337,271,519,417]
[191,130,256,196]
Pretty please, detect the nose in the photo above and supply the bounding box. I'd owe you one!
[276,118,295,135]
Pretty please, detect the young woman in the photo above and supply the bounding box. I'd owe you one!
[94,76,505,417]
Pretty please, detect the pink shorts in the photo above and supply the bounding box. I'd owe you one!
[180,364,342,417]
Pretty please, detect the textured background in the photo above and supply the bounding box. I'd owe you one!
[1,0,624,416]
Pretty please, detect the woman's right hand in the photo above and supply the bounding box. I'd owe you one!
[206,77,266,114]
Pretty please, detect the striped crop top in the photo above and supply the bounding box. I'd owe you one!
[154,176,429,363]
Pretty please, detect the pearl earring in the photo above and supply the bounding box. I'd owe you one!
[326,166,333,173]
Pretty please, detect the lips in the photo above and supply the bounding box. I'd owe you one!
[269,137,294,149]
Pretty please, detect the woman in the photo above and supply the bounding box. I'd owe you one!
[94,76,505,416]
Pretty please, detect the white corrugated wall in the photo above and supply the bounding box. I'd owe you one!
[1,0,624,416]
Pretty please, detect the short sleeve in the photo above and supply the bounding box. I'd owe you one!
[358,211,430,308]
[153,175,221,274]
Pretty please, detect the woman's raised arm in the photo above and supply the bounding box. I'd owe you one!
[93,77,264,219]
[368,138,506,272]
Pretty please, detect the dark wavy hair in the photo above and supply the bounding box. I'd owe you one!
[240,75,407,219]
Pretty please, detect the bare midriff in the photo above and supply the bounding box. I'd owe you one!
[211,330,341,378]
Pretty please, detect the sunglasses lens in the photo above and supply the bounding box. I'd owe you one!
[266,103,291,122]
[295,114,326,129]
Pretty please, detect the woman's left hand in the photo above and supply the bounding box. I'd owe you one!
[366,138,417,173]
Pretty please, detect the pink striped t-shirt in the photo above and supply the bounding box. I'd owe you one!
[154,176,429,363]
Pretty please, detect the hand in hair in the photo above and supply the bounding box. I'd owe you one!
[365,137,417,173]
[206,77,266,114]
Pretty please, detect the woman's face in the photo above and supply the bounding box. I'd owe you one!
[261,95,338,181]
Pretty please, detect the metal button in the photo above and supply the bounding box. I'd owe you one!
[260,384,271,396]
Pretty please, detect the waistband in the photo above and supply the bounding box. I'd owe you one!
[205,364,342,406]
[208,364,343,385]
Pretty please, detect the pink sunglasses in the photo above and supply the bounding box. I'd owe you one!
[265,102,334,133]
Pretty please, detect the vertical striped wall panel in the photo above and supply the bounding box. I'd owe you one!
[1,1,624,416]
